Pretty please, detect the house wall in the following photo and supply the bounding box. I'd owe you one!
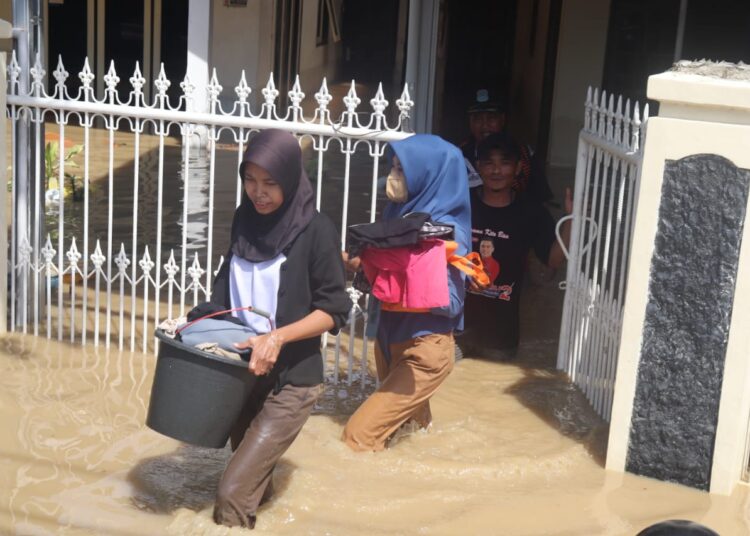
[547,0,611,168]
[209,0,274,109]
[298,0,342,98]
[508,0,551,150]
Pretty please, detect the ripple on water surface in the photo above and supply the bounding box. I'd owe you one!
[0,334,748,535]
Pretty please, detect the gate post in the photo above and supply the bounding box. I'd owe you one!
[0,19,11,333]
[607,63,750,495]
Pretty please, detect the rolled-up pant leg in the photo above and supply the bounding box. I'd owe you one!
[213,383,321,528]
[342,333,454,452]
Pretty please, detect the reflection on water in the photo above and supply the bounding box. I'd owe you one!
[2,330,749,535]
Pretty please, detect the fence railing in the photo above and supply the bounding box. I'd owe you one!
[557,87,648,422]
[5,52,414,386]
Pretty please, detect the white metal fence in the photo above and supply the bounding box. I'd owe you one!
[556,88,648,422]
[5,52,414,386]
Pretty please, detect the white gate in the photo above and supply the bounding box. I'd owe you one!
[4,52,414,386]
[557,88,648,421]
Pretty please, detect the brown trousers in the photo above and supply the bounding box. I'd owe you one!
[342,332,454,452]
[213,380,321,529]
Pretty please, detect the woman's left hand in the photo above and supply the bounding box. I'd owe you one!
[235,332,285,375]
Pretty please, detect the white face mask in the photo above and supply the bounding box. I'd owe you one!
[386,171,408,203]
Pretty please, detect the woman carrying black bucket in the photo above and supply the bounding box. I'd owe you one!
[209,129,351,529]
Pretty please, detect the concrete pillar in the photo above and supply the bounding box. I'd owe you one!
[186,0,211,146]
[607,63,750,495]
[404,0,439,133]
[0,19,11,334]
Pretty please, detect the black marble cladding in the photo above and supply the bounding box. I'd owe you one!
[625,155,750,490]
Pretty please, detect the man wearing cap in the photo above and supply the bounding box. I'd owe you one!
[460,89,553,203]
[461,89,507,188]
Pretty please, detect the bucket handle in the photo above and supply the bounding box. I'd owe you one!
[175,305,273,335]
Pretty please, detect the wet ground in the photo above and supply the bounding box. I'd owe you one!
[4,123,750,535]
[2,269,749,535]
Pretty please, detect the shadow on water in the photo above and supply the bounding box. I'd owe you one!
[469,255,609,467]
[505,365,609,466]
[127,443,299,514]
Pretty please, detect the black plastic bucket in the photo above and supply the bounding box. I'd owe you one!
[146,329,256,448]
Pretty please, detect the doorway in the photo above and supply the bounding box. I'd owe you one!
[46,0,187,105]
[433,0,518,144]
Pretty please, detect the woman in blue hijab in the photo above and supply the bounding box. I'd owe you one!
[343,134,471,451]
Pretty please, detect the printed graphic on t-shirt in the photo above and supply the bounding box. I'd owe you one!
[470,279,515,300]
[477,236,500,284]
[497,283,513,301]
[477,228,511,240]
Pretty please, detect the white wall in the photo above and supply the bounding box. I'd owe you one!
[210,0,275,109]
[547,0,611,168]
[298,0,341,95]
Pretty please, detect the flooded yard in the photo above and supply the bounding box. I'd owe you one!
[3,124,750,536]
[1,321,749,534]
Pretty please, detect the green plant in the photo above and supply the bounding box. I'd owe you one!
[45,141,84,201]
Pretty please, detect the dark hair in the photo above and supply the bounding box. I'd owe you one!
[477,132,521,162]
[636,520,719,536]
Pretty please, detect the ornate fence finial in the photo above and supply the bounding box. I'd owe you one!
[78,57,95,99]
[343,80,361,124]
[115,244,130,274]
[614,95,623,146]
[631,101,641,153]
[18,235,33,269]
[188,252,205,283]
[104,60,120,103]
[139,246,155,274]
[623,98,632,151]
[315,77,333,122]
[180,74,195,110]
[30,53,46,96]
[41,234,56,272]
[234,70,251,102]
[208,68,223,110]
[129,61,146,105]
[606,93,615,142]
[597,90,607,137]
[66,238,82,269]
[584,86,593,131]
[154,63,171,105]
[53,55,69,98]
[288,75,305,121]
[396,83,414,127]
[164,250,179,281]
[370,82,388,127]
[262,72,279,119]
[91,240,106,270]
[591,88,600,134]
[8,50,20,95]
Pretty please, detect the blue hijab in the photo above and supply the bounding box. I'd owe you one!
[383,134,471,255]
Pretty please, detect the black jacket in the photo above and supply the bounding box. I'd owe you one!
[212,212,352,388]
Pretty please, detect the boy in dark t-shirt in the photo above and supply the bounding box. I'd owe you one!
[459,133,571,360]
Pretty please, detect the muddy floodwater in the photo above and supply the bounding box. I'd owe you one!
[1,330,749,536]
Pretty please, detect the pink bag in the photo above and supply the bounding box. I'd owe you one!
[360,240,449,309]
